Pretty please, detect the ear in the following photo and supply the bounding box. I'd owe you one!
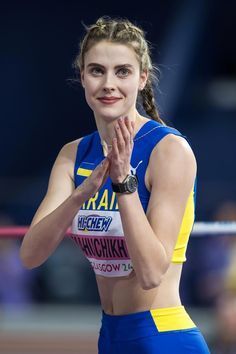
[139,70,148,90]
[80,71,85,88]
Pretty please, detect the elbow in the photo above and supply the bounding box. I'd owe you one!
[141,278,162,290]
[21,258,42,270]
[139,271,164,290]
[20,255,37,270]
[20,234,44,269]
[21,259,38,270]
[138,261,170,290]
[20,249,41,270]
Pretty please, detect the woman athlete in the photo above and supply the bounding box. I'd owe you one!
[20,16,210,354]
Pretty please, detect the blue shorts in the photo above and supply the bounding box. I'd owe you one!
[98,306,210,354]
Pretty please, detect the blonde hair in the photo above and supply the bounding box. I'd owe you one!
[73,16,163,124]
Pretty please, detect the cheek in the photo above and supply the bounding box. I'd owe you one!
[123,79,139,99]
[83,82,95,109]
[83,77,96,92]
[83,79,99,103]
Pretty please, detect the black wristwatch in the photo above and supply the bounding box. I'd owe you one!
[111,174,138,194]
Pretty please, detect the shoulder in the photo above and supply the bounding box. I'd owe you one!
[59,137,82,157]
[149,133,197,186]
[137,119,183,148]
[155,133,195,159]
[57,137,82,163]
[54,137,83,180]
[62,131,98,161]
[150,125,195,161]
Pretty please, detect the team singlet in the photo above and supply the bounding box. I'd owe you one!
[70,120,196,277]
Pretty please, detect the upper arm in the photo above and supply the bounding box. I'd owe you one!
[30,139,81,227]
[146,134,197,261]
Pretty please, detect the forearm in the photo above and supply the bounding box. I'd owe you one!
[117,192,169,289]
[20,191,84,269]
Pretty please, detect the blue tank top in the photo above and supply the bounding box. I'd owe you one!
[70,120,196,277]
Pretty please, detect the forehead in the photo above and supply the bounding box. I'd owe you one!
[84,41,139,66]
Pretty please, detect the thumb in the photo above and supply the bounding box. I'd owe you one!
[99,157,109,168]
[95,157,106,169]
[96,157,109,175]
[106,150,113,161]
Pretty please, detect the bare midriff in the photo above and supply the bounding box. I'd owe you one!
[96,263,183,315]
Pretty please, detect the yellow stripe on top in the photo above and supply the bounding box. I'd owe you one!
[171,188,195,263]
[76,167,93,177]
[150,306,196,332]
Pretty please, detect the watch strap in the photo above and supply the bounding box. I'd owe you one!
[111,174,138,194]
[111,181,129,193]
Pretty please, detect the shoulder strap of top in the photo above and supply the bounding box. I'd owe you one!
[73,132,96,181]
[134,120,186,149]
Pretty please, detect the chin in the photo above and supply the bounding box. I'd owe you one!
[96,109,129,122]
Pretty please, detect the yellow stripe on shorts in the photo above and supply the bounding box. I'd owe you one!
[150,306,196,332]
[76,167,93,177]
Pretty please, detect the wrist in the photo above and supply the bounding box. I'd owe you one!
[111,170,131,184]
[112,176,127,184]
[112,174,138,194]
[116,189,138,197]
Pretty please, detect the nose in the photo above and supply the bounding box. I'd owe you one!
[102,73,116,92]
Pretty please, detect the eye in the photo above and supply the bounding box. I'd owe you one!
[116,67,131,78]
[89,67,104,76]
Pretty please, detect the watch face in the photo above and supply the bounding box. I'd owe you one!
[127,175,138,193]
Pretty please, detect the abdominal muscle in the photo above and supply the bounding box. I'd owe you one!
[96,262,183,315]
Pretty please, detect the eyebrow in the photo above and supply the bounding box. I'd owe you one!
[86,63,134,69]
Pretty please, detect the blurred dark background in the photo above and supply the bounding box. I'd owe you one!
[0,2,236,352]
[1,0,235,224]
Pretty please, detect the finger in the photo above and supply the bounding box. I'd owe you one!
[97,157,108,170]
[115,120,125,151]
[119,117,133,150]
[94,158,109,178]
[91,160,110,195]
[106,149,113,162]
[124,117,134,146]
[131,120,135,136]
[112,137,119,159]
[124,116,132,136]
[118,117,131,146]
[100,158,110,174]
[100,165,110,186]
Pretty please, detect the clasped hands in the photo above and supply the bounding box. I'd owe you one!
[76,116,135,201]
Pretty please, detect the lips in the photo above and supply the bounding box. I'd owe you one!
[97,97,122,104]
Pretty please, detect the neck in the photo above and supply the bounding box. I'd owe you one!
[95,110,147,156]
